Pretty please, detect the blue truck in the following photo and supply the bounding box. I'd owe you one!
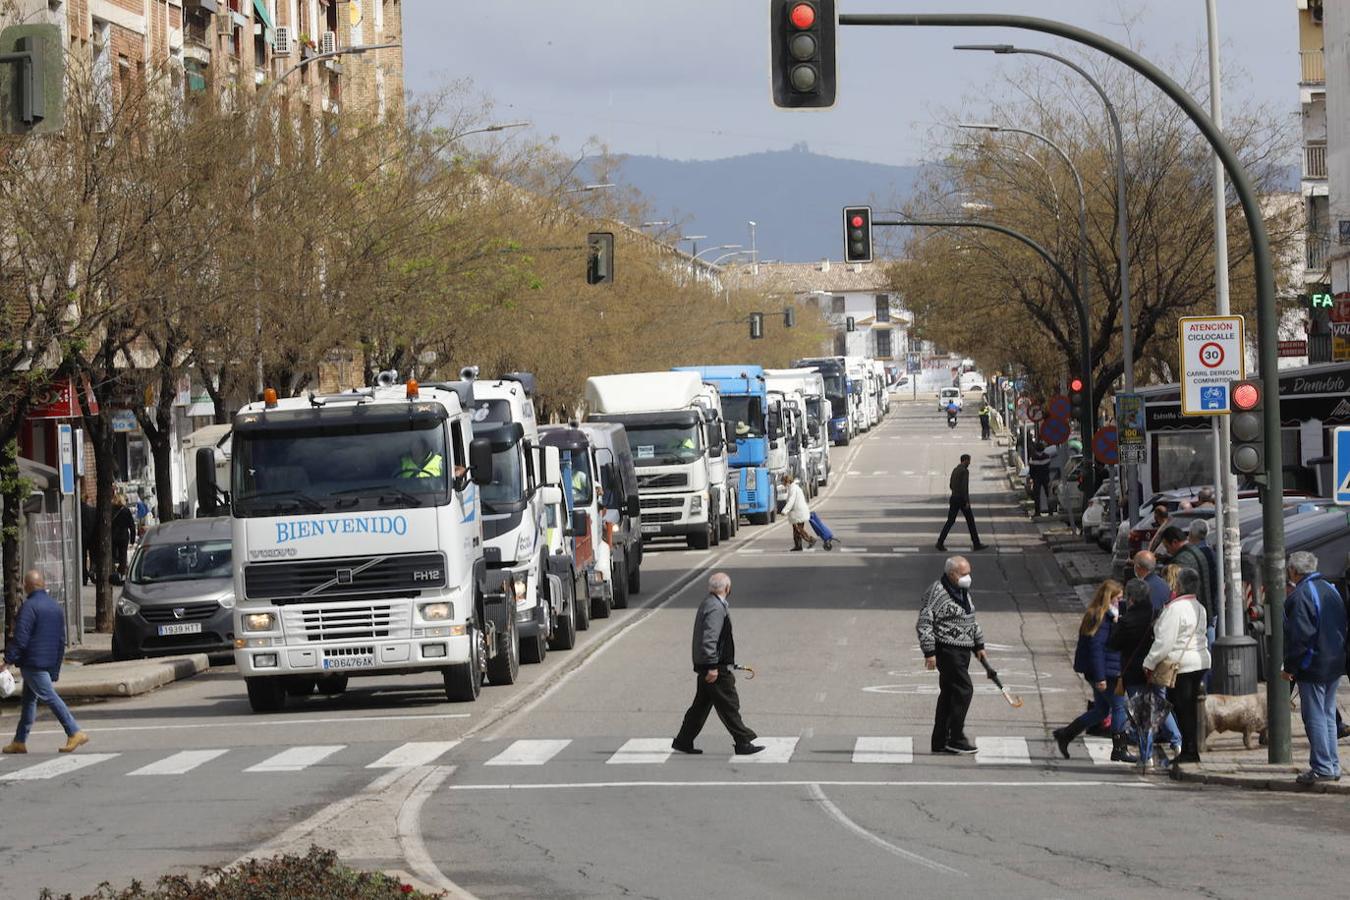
[793,357,852,446]
[672,365,777,526]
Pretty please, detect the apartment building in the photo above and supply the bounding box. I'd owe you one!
[1305,0,1350,362]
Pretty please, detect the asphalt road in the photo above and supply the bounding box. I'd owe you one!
[4,398,1348,899]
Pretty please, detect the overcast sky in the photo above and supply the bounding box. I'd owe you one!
[405,2,1297,165]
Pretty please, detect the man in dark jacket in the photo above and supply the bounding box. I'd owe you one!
[3,571,88,754]
[1161,526,1212,621]
[1132,551,1173,616]
[1281,552,1347,784]
[1028,445,1054,518]
[672,573,762,755]
[936,454,985,552]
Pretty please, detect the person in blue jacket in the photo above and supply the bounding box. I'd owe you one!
[1281,551,1348,784]
[1053,579,1137,762]
[3,571,88,755]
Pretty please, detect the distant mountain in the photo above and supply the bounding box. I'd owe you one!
[594,145,923,264]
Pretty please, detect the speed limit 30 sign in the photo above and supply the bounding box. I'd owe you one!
[1179,315,1245,415]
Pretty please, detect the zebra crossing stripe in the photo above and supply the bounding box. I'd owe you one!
[367,741,460,769]
[975,736,1031,765]
[245,745,345,773]
[730,736,798,763]
[485,739,571,766]
[128,749,229,776]
[1081,737,1126,766]
[852,737,913,764]
[0,753,119,781]
[606,738,674,765]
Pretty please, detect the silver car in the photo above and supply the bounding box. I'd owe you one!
[113,517,235,660]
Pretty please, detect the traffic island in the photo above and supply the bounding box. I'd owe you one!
[2,654,209,701]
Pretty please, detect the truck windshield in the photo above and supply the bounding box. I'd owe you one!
[131,540,232,583]
[822,374,845,396]
[233,421,449,517]
[806,398,824,422]
[720,397,765,438]
[481,443,525,509]
[561,448,594,506]
[626,424,701,466]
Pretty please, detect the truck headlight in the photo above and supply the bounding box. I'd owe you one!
[690,494,704,514]
[116,597,140,617]
[243,612,275,632]
[419,601,452,621]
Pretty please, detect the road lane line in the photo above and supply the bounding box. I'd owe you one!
[852,737,913,764]
[444,779,1152,790]
[975,736,1031,765]
[128,749,229,776]
[368,741,461,769]
[0,753,118,781]
[807,783,965,876]
[32,712,471,737]
[730,736,797,763]
[245,744,345,772]
[606,738,674,765]
[484,739,570,766]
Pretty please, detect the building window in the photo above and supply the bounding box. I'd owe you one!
[92,20,113,119]
[875,294,890,323]
[874,330,892,358]
[831,295,846,315]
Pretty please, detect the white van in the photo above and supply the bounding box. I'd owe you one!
[938,387,963,411]
[959,372,987,394]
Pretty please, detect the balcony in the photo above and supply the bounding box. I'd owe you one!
[1305,142,1327,180]
[1306,231,1330,272]
[1301,49,1325,84]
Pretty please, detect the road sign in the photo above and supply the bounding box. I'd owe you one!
[1335,427,1350,505]
[1040,416,1070,446]
[1092,426,1118,465]
[906,352,921,374]
[1027,403,1043,422]
[1046,395,1070,421]
[57,423,74,495]
[1115,392,1145,464]
[1179,315,1245,415]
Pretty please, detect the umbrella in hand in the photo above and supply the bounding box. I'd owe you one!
[979,656,1024,708]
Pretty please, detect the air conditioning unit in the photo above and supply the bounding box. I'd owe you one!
[320,31,337,55]
[274,25,292,55]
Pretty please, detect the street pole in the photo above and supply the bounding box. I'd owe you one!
[841,11,1289,763]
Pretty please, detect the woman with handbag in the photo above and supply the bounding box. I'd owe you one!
[1143,567,1212,764]
[1052,579,1137,762]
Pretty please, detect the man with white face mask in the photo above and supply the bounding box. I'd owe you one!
[917,556,988,754]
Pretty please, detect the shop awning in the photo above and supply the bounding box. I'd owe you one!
[252,0,274,31]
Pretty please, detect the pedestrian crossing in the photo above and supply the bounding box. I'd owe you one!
[0,735,1135,784]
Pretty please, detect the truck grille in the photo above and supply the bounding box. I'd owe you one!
[638,473,689,489]
[281,602,410,642]
[642,511,682,525]
[141,602,221,623]
[244,553,446,604]
[640,496,683,510]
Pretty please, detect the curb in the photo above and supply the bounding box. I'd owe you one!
[56,655,209,698]
[1170,765,1350,794]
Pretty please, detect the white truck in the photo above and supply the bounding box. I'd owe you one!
[689,380,739,541]
[765,368,831,493]
[585,371,722,550]
[197,373,509,712]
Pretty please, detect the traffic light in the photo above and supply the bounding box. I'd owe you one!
[750,313,765,340]
[784,306,796,328]
[845,316,855,332]
[1229,378,1264,477]
[0,24,64,134]
[1069,376,1084,420]
[586,232,614,285]
[770,1,837,109]
[843,206,872,263]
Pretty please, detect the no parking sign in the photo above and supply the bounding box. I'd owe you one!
[1040,417,1070,446]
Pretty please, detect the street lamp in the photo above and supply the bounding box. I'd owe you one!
[565,182,615,194]
[679,234,708,259]
[747,220,759,268]
[692,244,741,262]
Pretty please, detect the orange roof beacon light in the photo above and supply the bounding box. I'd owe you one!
[263,388,278,409]
[406,379,420,400]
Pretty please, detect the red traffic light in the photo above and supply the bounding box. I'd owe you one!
[1069,378,1083,392]
[1232,381,1260,411]
[850,214,863,228]
[790,2,816,29]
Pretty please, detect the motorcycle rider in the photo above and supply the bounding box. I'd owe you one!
[946,400,960,429]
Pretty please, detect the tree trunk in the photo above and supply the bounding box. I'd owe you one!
[1,434,24,642]
[135,351,179,524]
[86,413,117,633]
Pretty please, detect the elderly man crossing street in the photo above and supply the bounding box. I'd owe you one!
[673,572,763,756]
[918,555,987,755]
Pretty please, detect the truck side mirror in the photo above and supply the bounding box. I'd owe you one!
[469,437,494,486]
[543,445,562,485]
[724,423,737,447]
[569,509,589,537]
[195,447,219,517]
[627,495,641,518]
[539,484,563,507]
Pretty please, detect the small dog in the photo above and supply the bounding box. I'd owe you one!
[1204,687,1268,751]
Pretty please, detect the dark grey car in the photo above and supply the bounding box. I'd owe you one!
[113,517,235,660]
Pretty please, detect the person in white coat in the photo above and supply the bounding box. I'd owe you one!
[780,472,817,551]
[1143,567,1211,764]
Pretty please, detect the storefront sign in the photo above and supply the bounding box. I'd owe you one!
[111,410,139,433]
[1277,340,1308,358]
[1332,322,1350,363]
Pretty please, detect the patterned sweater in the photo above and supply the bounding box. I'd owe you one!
[916,577,985,656]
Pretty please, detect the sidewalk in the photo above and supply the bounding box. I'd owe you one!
[1171,731,1350,795]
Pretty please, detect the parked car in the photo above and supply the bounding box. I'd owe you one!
[112,517,235,660]
[938,387,963,411]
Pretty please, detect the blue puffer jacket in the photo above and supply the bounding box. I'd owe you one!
[4,590,67,679]
[1072,613,1122,684]
[1283,573,1348,683]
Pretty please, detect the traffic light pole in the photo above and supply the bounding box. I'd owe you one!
[841,12,1288,763]
[876,217,1094,516]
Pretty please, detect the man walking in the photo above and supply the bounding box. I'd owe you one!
[1281,551,1347,784]
[673,573,763,756]
[3,571,89,754]
[1028,444,1053,518]
[936,454,985,552]
[918,556,987,754]
[978,403,992,441]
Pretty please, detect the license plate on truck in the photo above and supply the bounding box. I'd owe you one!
[323,654,376,670]
[157,623,202,636]
[641,524,662,534]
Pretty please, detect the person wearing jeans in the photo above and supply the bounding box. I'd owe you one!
[1054,580,1136,762]
[3,571,88,755]
[1281,551,1347,784]
[1144,567,1211,765]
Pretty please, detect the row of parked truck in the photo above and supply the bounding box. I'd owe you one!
[118,357,889,712]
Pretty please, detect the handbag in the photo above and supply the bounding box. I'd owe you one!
[0,668,15,699]
[1149,618,1198,689]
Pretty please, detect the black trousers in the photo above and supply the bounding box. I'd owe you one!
[938,496,980,546]
[1168,670,1206,759]
[1030,478,1050,516]
[675,669,757,747]
[932,644,974,751]
[980,418,991,439]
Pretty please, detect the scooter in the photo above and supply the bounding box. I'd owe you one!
[946,411,958,429]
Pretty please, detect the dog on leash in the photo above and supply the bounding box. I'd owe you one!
[1204,686,1269,751]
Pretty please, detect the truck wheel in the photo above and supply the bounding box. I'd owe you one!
[443,624,483,702]
[575,571,592,630]
[285,677,318,698]
[612,563,630,609]
[316,675,348,696]
[245,676,287,713]
[549,582,577,650]
[710,515,721,546]
[719,512,731,542]
[487,614,520,685]
[627,556,641,594]
[687,523,712,550]
[520,627,548,664]
[591,581,612,620]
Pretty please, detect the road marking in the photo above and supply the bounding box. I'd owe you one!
[30,712,471,737]
[1082,737,1126,766]
[871,470,888,475]
[245,744,345,772]
[444,779,1153,791]
[128,749,229,776]
[975,736,1031,765]
[839,547,867,553]
[891,547,919,553]
[736,548,766,554]
[808,783,965,876]
[730,736,797,763]
[606,738,674,765]
[852,737,914,764]
[368,741,461,769]
[485,739,571,766]
[0,753,118,781]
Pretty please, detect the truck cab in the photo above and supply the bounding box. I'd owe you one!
[768,389,810,500]
[675,365,776,527]
[579,421,645,598]
[794,358,852,446]
[540,424,617,621]
[766,368,832,493]
[689,380,739,542]
[204,373,504,712]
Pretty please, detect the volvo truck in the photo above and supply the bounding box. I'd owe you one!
[674,365,776,526]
